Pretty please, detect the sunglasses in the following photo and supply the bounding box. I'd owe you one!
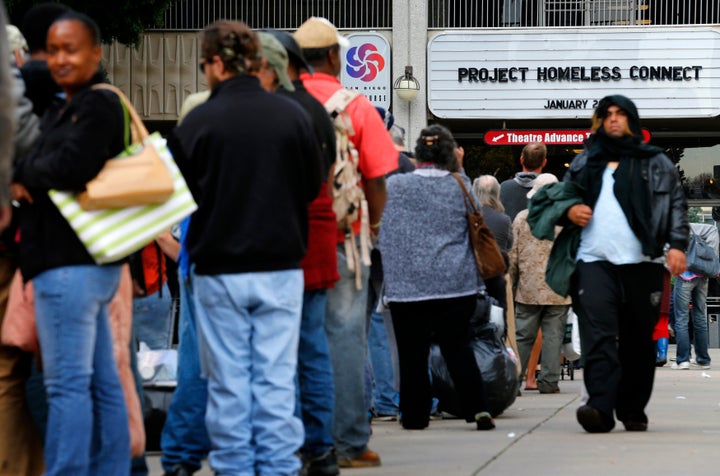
[199,55,213,73]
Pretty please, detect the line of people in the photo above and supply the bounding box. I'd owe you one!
[0,3,698,476]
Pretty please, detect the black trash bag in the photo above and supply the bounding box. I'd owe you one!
[430,322,520,418]
[469,290,505,342]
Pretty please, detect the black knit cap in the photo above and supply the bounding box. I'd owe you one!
[594,94,643,137]
[264,29,313,74]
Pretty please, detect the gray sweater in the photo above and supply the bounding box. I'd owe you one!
[379,169,480,302]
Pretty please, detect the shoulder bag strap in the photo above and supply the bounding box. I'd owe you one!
[452,172,480,215]
[91,84,149,144]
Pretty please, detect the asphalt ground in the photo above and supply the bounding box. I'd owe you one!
[147,345,720,475]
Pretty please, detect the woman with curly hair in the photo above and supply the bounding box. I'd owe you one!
[379,124,494,431]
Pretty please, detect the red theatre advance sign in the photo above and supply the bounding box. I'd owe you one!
[483,129,651,145]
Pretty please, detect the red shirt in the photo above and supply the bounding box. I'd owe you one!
[139,242,166,296]
[301,182,340,290]
[300,72,398,242]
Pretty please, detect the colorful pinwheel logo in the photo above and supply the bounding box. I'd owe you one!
[346,43,385,82]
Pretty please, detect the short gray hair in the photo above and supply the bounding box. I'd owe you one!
[472,175,504,212]
[390,124,405,147]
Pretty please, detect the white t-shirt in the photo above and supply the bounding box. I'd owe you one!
[577,166,649,264]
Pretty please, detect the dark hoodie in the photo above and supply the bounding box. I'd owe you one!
[500,171,538,222]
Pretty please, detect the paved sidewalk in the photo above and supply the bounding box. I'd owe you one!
[148,345,720,475]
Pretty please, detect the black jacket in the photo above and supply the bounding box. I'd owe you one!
[14,77,124,280]
[168,75,323,275]
[278,79,336,177]
[564,150,689,257]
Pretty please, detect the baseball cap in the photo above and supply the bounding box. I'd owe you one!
[375,107,394,131]
[527,173,558,199]
[264,29,313,74]
[294,17,349,49]
[257,31,295,92]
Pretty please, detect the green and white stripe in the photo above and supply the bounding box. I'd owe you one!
[49,133,197,264]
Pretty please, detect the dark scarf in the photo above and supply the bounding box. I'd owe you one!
[580,95,664,257]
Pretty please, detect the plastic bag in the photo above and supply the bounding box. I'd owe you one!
[430,322,520,418]
[137,342,178,384]
[563,309,581,361]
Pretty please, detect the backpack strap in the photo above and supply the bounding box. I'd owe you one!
[324,89,361,135]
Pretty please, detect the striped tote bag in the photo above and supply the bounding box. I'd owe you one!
[49,133,196,264]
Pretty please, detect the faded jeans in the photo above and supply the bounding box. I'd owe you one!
[161,269,211,472]
[296,289,335,457]
[366,279,399,416]
[674,276,711,365]
[133,283,174,350]
[193,269,304,476]
[326,244,371,458]
[34,265,129,476]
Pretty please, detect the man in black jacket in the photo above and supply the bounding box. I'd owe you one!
[262,29,342,476]
[564,95,688,433]
[168,21,322,475]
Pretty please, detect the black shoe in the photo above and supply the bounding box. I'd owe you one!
[655,358,667,367]
[622,420,648,431]
[163,463,194,476]
[475,411,496,430]
[576,405,615,433]
[302,449,340,476]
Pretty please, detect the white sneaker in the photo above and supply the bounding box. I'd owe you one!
[671,361,690,370]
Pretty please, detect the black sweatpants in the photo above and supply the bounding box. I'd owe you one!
[572,260,663,423]
[390,295,489,429]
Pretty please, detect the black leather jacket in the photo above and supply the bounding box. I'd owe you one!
[564,151,689,258]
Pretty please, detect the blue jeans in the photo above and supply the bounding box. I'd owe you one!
[296,290,335,457]
[161,271,211,472]
[367,279,399,416]
[133,283,174,350]
[33,265,129,476]
[325,244,370,458]
[193,270,304,476]
[673,276,711,365]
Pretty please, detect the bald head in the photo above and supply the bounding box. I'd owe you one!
[520,142,547,172]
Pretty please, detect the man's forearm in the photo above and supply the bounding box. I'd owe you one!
[365,176,387,226]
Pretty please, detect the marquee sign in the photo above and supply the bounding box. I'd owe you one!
[427,28,720,120]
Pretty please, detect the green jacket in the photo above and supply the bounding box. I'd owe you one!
[527,181,586,297]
